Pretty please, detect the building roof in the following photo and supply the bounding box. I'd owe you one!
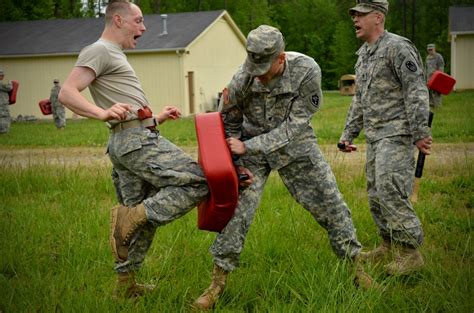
[449,6,474,34]
[0,10,245,57]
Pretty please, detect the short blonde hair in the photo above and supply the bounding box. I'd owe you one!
[105,0,132,25]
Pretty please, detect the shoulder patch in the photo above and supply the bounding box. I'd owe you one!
[405,61,417,72]
[222,88,229,106]
[311,94,319,106]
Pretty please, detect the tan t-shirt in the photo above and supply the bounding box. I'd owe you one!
[76,39,149,125]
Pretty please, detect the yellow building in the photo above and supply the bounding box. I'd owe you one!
[0,10,247,118]
[449,6,474,90]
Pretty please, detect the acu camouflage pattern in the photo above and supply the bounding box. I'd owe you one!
[50,84,66,128]
[341,31,431,144]
[366,136,423,247]
[425,52,445,108]
[107,127,208,272]
[340,31,428,247]
[0,79,12,133]
[212,52,362,271]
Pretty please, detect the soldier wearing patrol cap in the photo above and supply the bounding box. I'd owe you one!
[425,43,445,108]
[0,68,13,134]
[193,24,377,310]
[49,79,66,129]
[339,0,432,276]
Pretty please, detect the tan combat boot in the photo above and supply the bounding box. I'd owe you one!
[113,272,156,299]
[193,265,229,310]
[359,240,392,264]
[110,203,147,262]
[385,246,424,275]
[351,255,379,290]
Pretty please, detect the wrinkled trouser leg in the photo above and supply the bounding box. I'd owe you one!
[210,162,271,272]
[366,136,423,247]
[52,104,66,128]
[429,89,442,108]
[278,147,361,259]
[108,129,208,272]
[0,103,11,133]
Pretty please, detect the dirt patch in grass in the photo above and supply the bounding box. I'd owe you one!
[0,143,472,169]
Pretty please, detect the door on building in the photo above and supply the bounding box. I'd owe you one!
[187,71,195,114]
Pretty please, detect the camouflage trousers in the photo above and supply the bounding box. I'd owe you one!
[366,135,423,247]
[107,127,208,273]
[211,145,362,272]
[429,89,442,108]
[52,103,66,129]
[0,102,11,133]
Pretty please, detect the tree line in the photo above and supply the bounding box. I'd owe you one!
[1,0,473,89]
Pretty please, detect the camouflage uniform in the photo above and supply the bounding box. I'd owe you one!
[425,49,445,108]
[340,31,431,247]
[0,76,12,134]
[50,81,66,129]
[76,39,209,273]
[212,51,362,272]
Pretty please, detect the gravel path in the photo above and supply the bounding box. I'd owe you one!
[0,143,472,168]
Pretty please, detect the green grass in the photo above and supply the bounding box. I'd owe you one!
[1,91,472,148]
[0,91,473,312]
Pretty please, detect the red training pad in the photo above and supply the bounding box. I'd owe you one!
[195,112,239,232]
[427,71,456,95]
[8,80,19,105]
[39,99,52,115]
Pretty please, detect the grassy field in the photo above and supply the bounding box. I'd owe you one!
[1,91,473,148]
[0,92,473,312]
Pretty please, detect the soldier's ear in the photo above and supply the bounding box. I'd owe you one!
[278,52,286,64]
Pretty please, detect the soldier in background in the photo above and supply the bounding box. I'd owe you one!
[0,69,13,134]
[339,0,432,276]
[50,79,66,129]
[425,43,445,108]
[193,25,376,311]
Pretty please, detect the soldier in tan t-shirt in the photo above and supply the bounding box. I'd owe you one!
[59,0,253,299]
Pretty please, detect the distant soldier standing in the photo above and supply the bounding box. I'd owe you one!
[0,69,13,134]
[425,43,445,108]
[194,25,376,311]
[50,79,66,129]
[339,0,432,275]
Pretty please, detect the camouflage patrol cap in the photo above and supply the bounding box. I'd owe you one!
[349,0,389,15]
[427,43,435,49]
[53,79,59,83]
[243,25,284,76]
[0,69,4,75]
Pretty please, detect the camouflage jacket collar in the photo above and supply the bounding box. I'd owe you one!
[357,30,388,57]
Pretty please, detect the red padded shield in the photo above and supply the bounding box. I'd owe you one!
[39,99,52,115]
[427,71,456,95]
[195,112,239,232]
[8,80,19,105]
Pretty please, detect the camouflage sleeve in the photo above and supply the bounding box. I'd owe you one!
[244,67,322,155]
[340,92,363,143]
[0,81,12,92]
[438,54,445,72]
[395,45,431,142]
[219,73,245,139]
[49,87,58,103]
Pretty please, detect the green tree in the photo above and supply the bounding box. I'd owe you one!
[329,20,359,81]
[273,0,338,89]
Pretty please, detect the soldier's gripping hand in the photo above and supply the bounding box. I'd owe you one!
[236,166,254,188]
[415,136,433,155]
[337,141,357,153]
[104,103,132,121]
[226,137,247,155]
